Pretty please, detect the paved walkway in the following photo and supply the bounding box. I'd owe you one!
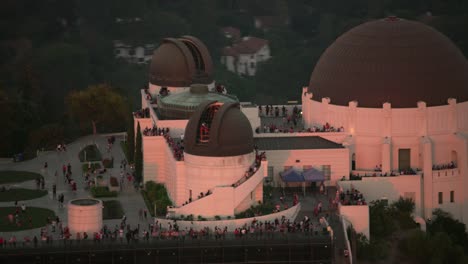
[0,134,150,240]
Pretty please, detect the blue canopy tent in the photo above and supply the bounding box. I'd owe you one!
[303,168,325,182]
[280,168,304,182]
[280,168,306,196]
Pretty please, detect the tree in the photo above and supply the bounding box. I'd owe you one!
[67,84,129,135]
[135,122,143,183]
[429,209,468,248]
[126,113,135,163]
[369,199,396,239]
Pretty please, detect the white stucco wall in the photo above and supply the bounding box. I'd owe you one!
[337,175,423,216]
[184,152,255,200]
[169,163,265,217]
[162,203,301,231]
[339,203,370,239]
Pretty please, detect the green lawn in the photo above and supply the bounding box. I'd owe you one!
[0,171,42,184]
[78,144,102,162]
[0,188,48,202]
[103,200,124,220]
[0,207,56,231]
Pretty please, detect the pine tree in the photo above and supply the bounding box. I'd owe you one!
[126,114,135,163]
[135,122,143,183]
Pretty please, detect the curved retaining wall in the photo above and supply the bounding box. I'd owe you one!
[156,203,301,231]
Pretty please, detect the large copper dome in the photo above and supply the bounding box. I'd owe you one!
[184,101,253,157]
[149,36,213,87]
[308,17,468,108]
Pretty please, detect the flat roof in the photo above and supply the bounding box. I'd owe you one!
[254,136,344,151]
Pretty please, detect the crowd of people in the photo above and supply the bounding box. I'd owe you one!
[134,108,150,118]
[256,122,344,134]
[258,105,300,118]
[0,213,331,248]
[180,189,212,207]
[232,151,266,188]
[336,187,367,206]
[164,133,184,161]
[433,161,456,170]
[307,122,344,133]
[142,125,170,136]
[133,124,182,160]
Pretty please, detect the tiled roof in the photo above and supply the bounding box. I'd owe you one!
[221,37,268,56]
[221,27,241,41]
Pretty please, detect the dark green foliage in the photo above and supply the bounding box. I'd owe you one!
[102,158,114,168]
[78,144,102,162]
[142,181,173,217]
[369,199,396,240]
[126,114,135,163]
[356,234,389,261]
[0,171,42,184]
[399,230,468,264]
[26,123,64,152]
[81,162,101,173]
[134,122,143,183]
[0,188,47,202]
[428,209,468,248]
[102,200,124,220]
[391,197,417,230]
[235,202,275,219]
[90,186,118,198]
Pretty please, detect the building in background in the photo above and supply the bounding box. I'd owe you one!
[221,36,270,76]
[114,41,154,64]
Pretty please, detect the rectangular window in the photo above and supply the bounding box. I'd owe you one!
[450,191,454,203]
[251,191,254,200]
[322,165,331,180]
[438,192,443,204]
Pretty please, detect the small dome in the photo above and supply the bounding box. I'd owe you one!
[184,101,253,157]
[309,17,468,107]
[149,36,213,87]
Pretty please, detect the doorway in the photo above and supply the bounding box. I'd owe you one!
[398,149,411,171]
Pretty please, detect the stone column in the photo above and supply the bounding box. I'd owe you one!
[382,102,391,137]
[301,87,313,128]
[382,137,391,174]
[422,137,433,220]
[348,101,358,135]
[448,98,457,133]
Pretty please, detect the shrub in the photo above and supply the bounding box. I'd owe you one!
[82,162,101,173]
[109,176,118,187]
[103,200,124,220]
[27,123,64,151]
[141,181,172,216]
[79,144,102,162]
[91,186,117,198]
[214,215,221,220]
[102,158,114,168]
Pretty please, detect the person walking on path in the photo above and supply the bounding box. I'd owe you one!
[52,184,57,200]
